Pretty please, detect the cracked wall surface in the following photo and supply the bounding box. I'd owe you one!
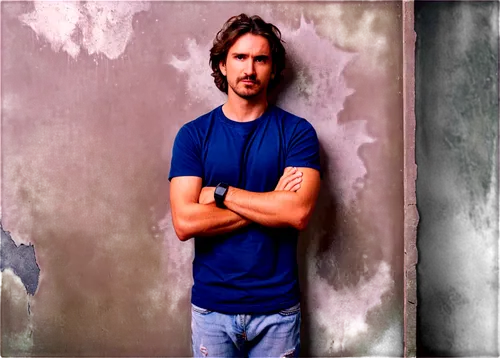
[2,2,405,356]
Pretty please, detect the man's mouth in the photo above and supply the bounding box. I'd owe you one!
[240,78,257,85]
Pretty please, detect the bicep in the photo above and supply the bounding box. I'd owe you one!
[295,167,321,209]
[170,176,203,213]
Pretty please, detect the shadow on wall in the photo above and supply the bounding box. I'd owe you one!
[298,140,336,355]
[268,57,295,106]
[271,63,336,355]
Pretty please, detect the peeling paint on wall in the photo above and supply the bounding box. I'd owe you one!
[169,39,226,106]
[272,3,393,74]
[1,225,40,295]
[158,209,193,313]
[276,16,375,205]
[308,261,393,353]
[1,269,34,356]
[0,222,40,356]
[19,1,150,59]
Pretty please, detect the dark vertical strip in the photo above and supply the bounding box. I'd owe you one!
[415,1,499,356]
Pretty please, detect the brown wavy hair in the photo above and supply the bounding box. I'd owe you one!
[209,14,286,93]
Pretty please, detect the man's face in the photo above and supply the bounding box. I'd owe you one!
[220,33,274,100]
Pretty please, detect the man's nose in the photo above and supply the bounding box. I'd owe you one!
[243,60,256,76]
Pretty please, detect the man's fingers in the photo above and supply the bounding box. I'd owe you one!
[275,179,284,191]
[275,168,302,191]
[276,168,293,190]
[283,169,301,181]
[286,181,301,192]
[283,167,297,177]
[281,172,302,190]
[283,175,303,191]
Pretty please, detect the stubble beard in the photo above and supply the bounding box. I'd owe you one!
[228,77,264,100]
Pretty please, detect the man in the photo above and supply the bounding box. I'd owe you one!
[169,13,321,358]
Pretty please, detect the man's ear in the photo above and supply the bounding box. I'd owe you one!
[219,61,227,76]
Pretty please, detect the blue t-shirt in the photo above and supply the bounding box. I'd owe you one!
[169,104,321,314]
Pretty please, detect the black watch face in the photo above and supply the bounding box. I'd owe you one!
[215,186,226,196]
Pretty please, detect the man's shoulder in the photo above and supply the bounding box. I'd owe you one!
[272,105,310,123]
[182,106,221,130]
[271,105,315,130]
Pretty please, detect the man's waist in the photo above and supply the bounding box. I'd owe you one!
[191,282,300,314]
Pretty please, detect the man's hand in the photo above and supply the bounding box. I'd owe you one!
[275,167,303,192]
[199,186,216,205]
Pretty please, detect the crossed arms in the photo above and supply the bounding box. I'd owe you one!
[170,167,321,241]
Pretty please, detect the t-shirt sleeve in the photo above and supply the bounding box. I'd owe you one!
[168,124,203,181]
[285,119,321,174]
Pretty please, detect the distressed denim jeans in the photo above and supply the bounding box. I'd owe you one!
[191,303,301,358]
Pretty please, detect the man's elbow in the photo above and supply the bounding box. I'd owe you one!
[175,230,192,242]
[172,217,193,241]
[293,208,313,231]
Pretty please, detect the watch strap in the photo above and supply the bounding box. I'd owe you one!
[214,182,229,208]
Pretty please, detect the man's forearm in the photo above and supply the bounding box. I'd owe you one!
[173,203,251,241]
[224,187,310,230]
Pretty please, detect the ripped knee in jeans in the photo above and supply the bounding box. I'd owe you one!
[281,348,295,357]
[199,344,208,357]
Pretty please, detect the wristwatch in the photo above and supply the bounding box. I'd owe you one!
[214,182,229,208]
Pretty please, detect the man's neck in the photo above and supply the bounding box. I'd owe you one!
[222,93,268,123]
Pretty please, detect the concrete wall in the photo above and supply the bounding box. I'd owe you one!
[415,2,499,356]
[1,2,404,356]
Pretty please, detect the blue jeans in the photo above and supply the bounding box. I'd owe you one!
[191,303,301,357]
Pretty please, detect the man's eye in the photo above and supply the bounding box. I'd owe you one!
[236,55,245,60]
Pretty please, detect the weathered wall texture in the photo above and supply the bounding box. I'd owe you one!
[415,2,499,356]
[402,3,417,356]
[1,2,404,356]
